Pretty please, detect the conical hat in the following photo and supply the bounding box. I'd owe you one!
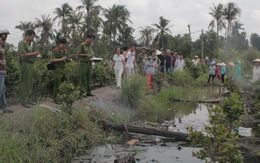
[253,58,260,62]
[219,62,226,66]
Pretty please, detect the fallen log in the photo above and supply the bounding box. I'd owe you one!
[101,122,189,142]
[171,98,220,104]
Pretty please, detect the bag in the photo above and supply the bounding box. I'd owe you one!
[47,62,55,70]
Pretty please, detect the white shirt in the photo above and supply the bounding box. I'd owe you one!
[113,54,124,70]
[175,59,185,71]
[192,59,199,66]
[252,66,260,83]
[125,51,135,68]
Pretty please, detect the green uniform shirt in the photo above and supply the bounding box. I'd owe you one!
[51,47,69,68]
[77,43,93,62]
[18,40,35,63]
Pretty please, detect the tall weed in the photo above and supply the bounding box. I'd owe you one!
[120,74,146,108]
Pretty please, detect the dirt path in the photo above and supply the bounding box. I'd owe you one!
[3,86,134,121]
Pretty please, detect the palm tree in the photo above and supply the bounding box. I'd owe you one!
[152,16,173,48]
[231,20,244,37]
[77,0,99,34]
[15,21,35,32]
[67,11,83,50]
[230,21,245,49]
[34,15,54,45]
[138,26,156,48]
[118,26,135,46]
[223,2,241,37]
[53,3,73,37]
[208,3,226,39]
[103,5,132,42]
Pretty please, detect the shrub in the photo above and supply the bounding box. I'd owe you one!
[220,92,244,133]
[120,74,146,108]
[167,69,194,87]
[5,49,20,97]
[57,81,80,114]
[188,106,243,162]
[33,59,54,96]
[92,63,111,86]
[65,61,79,87]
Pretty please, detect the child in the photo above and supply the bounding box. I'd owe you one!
[144,56,155,89]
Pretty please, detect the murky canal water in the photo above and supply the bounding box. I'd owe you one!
[73,103,210,163]
[73,143,204,163]
[73,87,253,162]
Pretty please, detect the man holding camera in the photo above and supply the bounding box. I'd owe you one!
[77,34,95,98]
[18,29,42,108]
[50,38,72,102]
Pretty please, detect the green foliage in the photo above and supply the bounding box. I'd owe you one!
[57,81,80,114]
[92,63,111,86]
[4,49,20,97]
[33,59,54,96]
[220,92,244,132]
[65,61,80,87]
[250,33,260,51]
[167,69,194,87]
[0,107,105,162]
[188,106,243,163]
[120,74,146,108]
[240,48,260,76]
[194,72,209,86]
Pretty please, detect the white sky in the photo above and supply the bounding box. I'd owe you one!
[1,0,260,47]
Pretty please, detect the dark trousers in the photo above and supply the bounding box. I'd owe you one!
[221,74,225,83]
[207,74,216,83]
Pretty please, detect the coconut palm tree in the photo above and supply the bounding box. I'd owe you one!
[67,11,83,50]
[53,3,73,37]
[231,21,244,37]
[138,26,156,48]
[230,21,245,50]
[223,2,241,37]
[118,26,135,46]
[208,3,226,39]
[15,21,35,32]
[103,5,132,42]
[152,16,173,48]
[34,15,54,45]
[77,0,99,34]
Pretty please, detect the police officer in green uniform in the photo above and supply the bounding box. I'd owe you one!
[77,34,95,98]
[50,38,71,102]
[18,29,42,108]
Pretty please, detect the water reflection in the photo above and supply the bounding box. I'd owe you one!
[73,144,204,163]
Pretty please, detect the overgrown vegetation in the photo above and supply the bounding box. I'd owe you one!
[188,106,243,163]
[120,74,146,108]
[0,108,105,162]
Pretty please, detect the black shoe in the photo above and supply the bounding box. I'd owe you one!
[87,93,95,96]
[3,109,14,114]
[22,104,31,108]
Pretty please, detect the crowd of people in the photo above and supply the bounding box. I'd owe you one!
[109,45,188,89]
[1,25,260,114]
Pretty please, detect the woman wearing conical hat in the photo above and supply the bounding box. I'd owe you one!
[252,58,260,83]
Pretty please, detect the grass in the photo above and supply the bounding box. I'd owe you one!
[0,106,105,163]
[120,74,146,108]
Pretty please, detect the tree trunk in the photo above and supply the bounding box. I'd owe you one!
[170,98,220,104]
[101,122,189,142]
